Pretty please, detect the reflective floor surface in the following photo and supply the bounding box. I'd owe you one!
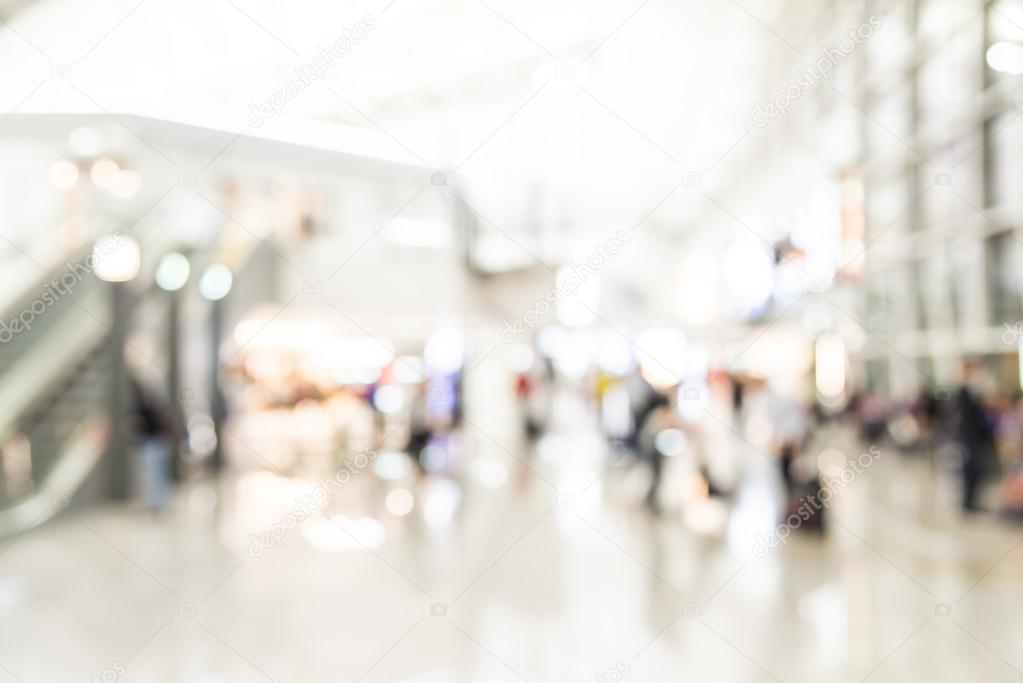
[1,405,1021,682]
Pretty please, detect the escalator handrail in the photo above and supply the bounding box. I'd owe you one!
[0,242,96,327]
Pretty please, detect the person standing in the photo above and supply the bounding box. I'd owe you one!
[130,376,178,513]
[955,359,995,513]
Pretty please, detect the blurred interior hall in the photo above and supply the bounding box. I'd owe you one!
[2,0,1023,681]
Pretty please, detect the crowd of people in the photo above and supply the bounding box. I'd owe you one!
[123,336,1023,538]
[849,358,1023,517]
[512,353,1023,531]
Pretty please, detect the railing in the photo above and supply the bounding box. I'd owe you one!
[0,244,106,382]
[0,220,247,535]
[0,332,111,534]
[0,238,158,535]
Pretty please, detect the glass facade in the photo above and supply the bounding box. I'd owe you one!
[850,0,1023,389]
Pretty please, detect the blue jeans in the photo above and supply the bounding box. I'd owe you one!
[138,437,170,511]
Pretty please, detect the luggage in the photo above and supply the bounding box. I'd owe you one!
[784,482,825,534]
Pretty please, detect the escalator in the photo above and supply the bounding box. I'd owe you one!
[0,228,278,535]
[0,246,138,535]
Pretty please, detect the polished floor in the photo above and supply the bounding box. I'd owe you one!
[1,398,1022,682]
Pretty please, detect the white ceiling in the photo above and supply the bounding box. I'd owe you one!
[0,0,789,241]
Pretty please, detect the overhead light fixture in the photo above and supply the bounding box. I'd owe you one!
[93,235,141,282]
[987,41,1023,75]
[48,160,79,190]
[199,264,233,301]
[155,252,191,291]
[90,158,120,189]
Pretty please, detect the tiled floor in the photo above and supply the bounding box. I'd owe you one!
[0,404,1021,682]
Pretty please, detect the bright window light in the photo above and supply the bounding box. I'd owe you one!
[68,127,103,157]
[723,242,774,318]
[385,217,453,248]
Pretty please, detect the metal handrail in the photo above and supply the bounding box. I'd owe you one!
[0,247,105,382]
[0,242,94,325]
[0,333,112,534]
[0,219,230,534]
